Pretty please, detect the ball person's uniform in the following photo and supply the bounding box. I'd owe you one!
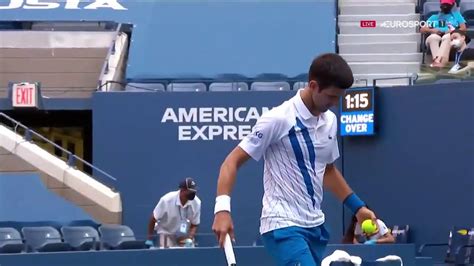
[239,90,339,266]
[153,190,201,247]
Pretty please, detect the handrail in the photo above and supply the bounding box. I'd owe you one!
[334,0,339,54]
[97,23,124,92]
[355,78,368,87]
[373,74,419,87]
[0,112,117,186]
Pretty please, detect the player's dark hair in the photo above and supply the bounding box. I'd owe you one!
[308,53,354,90]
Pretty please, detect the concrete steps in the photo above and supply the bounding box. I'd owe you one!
[0,73,100,89]
[338,33,421,44]
[0,58,103,73]
[339,4,416,15]
[338,0,421,87]
[349,62,420,74]
[0,31,115,98]
[341,53,422,62]
[339,42,418,54]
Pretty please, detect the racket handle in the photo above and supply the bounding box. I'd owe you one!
[224,234,236,266]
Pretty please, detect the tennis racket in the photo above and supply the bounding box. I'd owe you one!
[224,234,237,266]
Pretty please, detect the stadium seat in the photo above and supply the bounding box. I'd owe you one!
[22,226,71,252]
[391,225,410,244]
[61,226,99,251]
[209,82,248,91]
[293,82,308,90]
[461,1,474,28]
[471,242,474,264]
[423,2,440,20]
[418,226,472,264]
[254,73,288,81]
[98,224,146,250]
[66,220,101,229]
[418,0,436,12]
[215,73,248,81]
[251,82,291,91]
[0,22,22,30]
[0,227,24,253]
[125,83,165,92]
[420,0,460,12]
[456,228,474,264]
[167,83,207,92]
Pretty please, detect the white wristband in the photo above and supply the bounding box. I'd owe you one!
[214,195,231,214]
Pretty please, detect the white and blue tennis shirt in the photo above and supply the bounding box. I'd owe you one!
[239,89,340,234]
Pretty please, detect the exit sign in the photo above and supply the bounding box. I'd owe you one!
[12,83,38,108]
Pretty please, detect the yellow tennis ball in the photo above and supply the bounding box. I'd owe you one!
[361,219,377,234]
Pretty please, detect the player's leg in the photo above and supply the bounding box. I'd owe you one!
[262,226,317,266]
[305,225,330,264]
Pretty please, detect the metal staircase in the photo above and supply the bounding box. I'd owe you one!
[0,113,121,224]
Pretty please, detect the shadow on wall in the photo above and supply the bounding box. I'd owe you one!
[0,173,93,222]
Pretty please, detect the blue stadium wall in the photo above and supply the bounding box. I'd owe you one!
[92,91,343,245]
[93,83,474,248]
[341,83,474,246]
[0,0,337,79]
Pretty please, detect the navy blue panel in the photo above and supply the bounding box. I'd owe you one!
[342,83,474,252]
[0,244,416,266]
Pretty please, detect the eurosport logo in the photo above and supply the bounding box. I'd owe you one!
[360,20,440,28]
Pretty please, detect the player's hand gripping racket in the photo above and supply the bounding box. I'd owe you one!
[224,234,236,266]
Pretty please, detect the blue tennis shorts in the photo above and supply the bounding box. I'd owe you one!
[261,225,330,266]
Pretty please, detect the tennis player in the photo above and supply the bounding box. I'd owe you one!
[212,53,377,266]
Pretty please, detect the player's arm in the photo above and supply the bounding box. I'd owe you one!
[213,147,251,246]
[323,164,376,222]
[323,164,352,201]
[213,112,283,247]
[216,147,251,197]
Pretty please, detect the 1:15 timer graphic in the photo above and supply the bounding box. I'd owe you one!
[342,89,373,112]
